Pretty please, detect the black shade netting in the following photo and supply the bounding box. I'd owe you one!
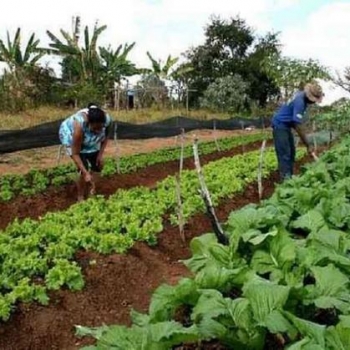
[0,116,270,154]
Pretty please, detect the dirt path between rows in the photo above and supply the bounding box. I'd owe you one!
[0,129,257,175]
[0,140,271,230]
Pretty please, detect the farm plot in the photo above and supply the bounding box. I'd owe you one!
[0,134,270,230]
[0,133,267,203]
[76,138,350,350]
[0,146,303,322]
[0,149,314,350]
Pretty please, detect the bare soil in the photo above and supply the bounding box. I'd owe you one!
[0,129,260,175]
[0,138,271,231]
[0,154,313,350]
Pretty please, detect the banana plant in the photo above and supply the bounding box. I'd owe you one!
[140,52,193,105]
[99,42,138,83]
[46,16,107,83]
[142,52,182,80]
[0,28,45,74]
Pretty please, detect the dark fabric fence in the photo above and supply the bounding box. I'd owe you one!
[0,116,270,154]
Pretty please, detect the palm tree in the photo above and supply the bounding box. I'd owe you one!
[99,43,138,107]
[143,52,194,107]
[144,52,180,80]
[46,16,107,83]
[0,28,45,74]
[0,28,48,109]
[99,42,138,83]
[171,62,194,105]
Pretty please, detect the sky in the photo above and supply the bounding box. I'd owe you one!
[0,0,350,104]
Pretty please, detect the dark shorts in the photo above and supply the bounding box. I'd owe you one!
[72,151,101,173]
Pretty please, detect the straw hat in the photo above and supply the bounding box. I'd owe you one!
[304,82,324,103]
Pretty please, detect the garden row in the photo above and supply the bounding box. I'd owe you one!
[78,138,350,349]
[0,146,303,321]
[0,133,267,201]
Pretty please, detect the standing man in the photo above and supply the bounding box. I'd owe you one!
[272,81,324,181]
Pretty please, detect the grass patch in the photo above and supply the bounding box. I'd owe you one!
[0,106,234,130]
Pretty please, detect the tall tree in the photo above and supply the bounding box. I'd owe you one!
[242,32,281,106]
[184,16,252,105]
[99,42,138,105]
[0,28,45,74]
[46,17,107,83]
[184,16,281,107]
[263,55,330,100]
[99,43,138,84]
[46,17,140,106]
[171,62,194,105]
[144,52,179,80]
[139,52,193,107]
[200,75,250,113]
[0,28,51,110]
[334,67,350,94]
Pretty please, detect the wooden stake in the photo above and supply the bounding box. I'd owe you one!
[241,121,245,153]
[114,123,121,174]
[57,145,64,165]
[175,174,185,243]
[192,138,228,245]
[257,139,267,201]
[174,135,179,147]
[179,128,185,174]
[261,116,267,140]
[213,120,221,152]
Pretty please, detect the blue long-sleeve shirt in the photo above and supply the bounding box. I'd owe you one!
[272,91,308,129]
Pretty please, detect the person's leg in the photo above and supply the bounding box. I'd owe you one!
[84,152,100,197]
[289,130,296,176]
[76,153,91,201]
[66,147,87,201]
[273,127,293,181]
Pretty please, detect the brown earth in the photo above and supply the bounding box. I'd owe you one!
[0,129,263,175]
[0,154,313,350]
[0,139,272,231]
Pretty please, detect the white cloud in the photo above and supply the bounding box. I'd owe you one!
[281,2,350,104]
[282,2,350,70]
[318,80,350,107]
[0,0,298,71]
[2,0,347,104]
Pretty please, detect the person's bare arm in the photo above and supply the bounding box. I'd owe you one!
[291,95,314,155]
[71,121,91,179]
